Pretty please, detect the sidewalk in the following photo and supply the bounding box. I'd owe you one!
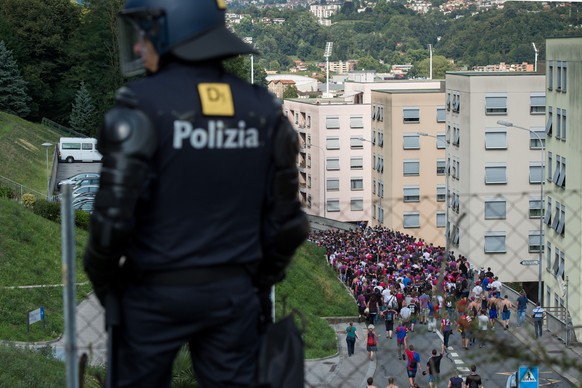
[305,321,376,388]
[305,316,582,387]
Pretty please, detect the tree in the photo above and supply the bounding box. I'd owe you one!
[0,41,31,117]
[283,85,299,99]
[69,82,96,135]
[407,55,456,79]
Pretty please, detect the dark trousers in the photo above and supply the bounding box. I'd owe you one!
[534,319,543,338]
[111,275,260,388]
[346,336,356,356]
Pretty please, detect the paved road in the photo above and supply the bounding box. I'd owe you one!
[52,161,101,195]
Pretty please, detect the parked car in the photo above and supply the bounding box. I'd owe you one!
[72,193,96,208]
[72,177,101,190]
[71,185,99,198]
[58,173,100,189]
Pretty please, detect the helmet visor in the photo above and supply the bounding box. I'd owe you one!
[117,10,167,77]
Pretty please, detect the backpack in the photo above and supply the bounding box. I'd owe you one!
[367,332,377,346]
[409,356,417,369]
[503,304,509,313]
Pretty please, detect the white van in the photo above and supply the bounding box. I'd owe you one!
[58,137,102,163]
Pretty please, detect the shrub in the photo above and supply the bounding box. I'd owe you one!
[22,193,36,207]
[0,185,15,199]
[32,199,61,222]
[75,210,91,230]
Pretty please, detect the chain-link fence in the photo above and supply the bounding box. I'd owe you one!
[62,190,582,387]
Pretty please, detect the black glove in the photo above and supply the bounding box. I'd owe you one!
[83,247,119,307]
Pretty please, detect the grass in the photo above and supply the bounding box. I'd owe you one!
[0,110,356,382]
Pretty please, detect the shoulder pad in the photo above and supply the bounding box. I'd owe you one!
[115,87,138,108]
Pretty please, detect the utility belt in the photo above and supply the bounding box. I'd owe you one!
[128,264,251,287]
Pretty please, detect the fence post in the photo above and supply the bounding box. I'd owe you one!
[61,184,78,388]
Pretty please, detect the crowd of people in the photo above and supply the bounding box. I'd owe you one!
[309,225,520,388]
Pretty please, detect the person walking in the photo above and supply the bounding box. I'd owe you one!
[345,321,360,357]
[441,313,453,353]
[516,290,528,327]
[500,295,513,330]
[532,303,546,338]
[82,1,309,386]
[386,376,399,388]
[366,377,378,388]
[425,348,443,388]
[457,311,471,350]
[464,364,483,388]
[366,324,379,361]
[395,321,409,360]
[476,309,489,348]
[383,306,398,339]
[405,344,421,388]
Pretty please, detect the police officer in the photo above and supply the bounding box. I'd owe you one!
[83,1,309,387]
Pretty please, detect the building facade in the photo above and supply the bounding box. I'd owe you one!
[544,36,581,340]
[445,72,546,283]
[369,84,447,246]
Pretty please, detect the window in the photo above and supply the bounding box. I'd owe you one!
[530,94,546,115]
[530,129,545,149]
[545,106,553,136]
[403,160,420,176]
[436,212,446,228]
[553,248,560,275]
[446,125,451,144]
[548,61,554,90]
[485,164,507,184]
[82,143,93,150]
[378,205,384,223]
[350,137,364,149]
[556,108,562,139]
[555,156,565,188]
[371,105,377,120]
[561,62,567,92]
[327,199,340,212]
[403,107,420,123]
[371,131,377,145]
[561,109,567,140]
[403,134,420,149]
[528,231,544,253]
[436,185,446,202]
[546,241,552,271]
[350,156,363,170]
[372,178,376,194]
[351,198,364,211]
[378,132,384,147]
[446,93,451,111]
[436,133,446,149]
[547,152,553,183]
[485,96,507,115]
[403,212,420,228]
[529,198,542,218]
[436,159,446,175]
[307,115,311,128]
[529,163,543,184]
[307,174,311,188]
[372,105,384,122]
[551,201,560,231]
[544,196,552,226]
[327,178,339,191]
[403,186,420,202]
[436,107,446,123]
[375,156,384,173]
[484,232,506,253]
[556,61,562,91]
[452,94,460,113]
[378,181,384,198]
[453,126,460,146]
[350,116,364,128]
[326,116,340,129]
[326,137,340,150]
[485,130,507,149]
[484,199,506,219]
[326,157,340,170]
[557,203,565,235]
[351,178,363,191]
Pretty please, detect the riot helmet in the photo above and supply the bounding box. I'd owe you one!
[117,0,257,76]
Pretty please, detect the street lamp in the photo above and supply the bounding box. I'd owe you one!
[324,42,333,98]
[41,142,53,200]
[497,119,545,305]
[308,143,326,218]
[416,132,449,256]
[243,37,254,84]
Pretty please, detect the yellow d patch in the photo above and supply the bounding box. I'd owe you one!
[216,0,226,10]
[198,83,235,117]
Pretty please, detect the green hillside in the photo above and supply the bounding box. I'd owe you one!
[0,112,63,196]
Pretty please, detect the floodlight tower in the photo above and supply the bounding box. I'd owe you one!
[532,42,538,72]
[244,37,254,84]
[428,44,433,80]
[324,42,333,98]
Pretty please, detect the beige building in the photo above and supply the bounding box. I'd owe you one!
[544,36,581,339]
[369,83,447,246]
[445,72,546,283]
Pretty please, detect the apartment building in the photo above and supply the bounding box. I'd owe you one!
[544,36,581,340]
[369,83,447,247]
[445,72,546,283]
[284,98,372,225]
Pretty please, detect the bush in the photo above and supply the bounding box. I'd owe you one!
[32,199,61,222]
[0,185,15,199]
[22,193,36,207]
[75,210,91,230]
